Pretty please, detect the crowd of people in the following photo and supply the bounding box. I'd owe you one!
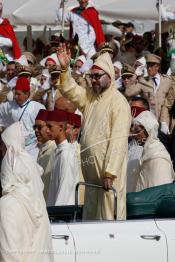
[0,0,175,260]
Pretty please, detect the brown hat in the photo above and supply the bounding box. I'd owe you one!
[98,42,114,53]
[49,65,61,76]
[121,63,135,77]
[17,66,32,77]
[145,54,161,64]
[92,42,114,61]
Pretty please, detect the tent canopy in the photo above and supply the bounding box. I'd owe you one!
[2,0,175,34]
[3,0,30,24]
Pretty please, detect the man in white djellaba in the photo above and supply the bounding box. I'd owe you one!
[0,122,53,262]
[46,110,80,206]
[34,109,57,202]
[0,76,45,159]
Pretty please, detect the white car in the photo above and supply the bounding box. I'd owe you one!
[49,182,175,262]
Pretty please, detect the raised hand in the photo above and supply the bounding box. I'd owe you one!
[57,43,71,70]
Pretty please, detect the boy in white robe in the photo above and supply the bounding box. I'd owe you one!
[35,109,56,201]
[46,110,79,206]
[0,76,45,159]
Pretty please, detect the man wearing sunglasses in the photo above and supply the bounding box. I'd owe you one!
[56,45,131,221]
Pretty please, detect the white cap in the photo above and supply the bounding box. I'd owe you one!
[113,61,123,70]
[75,55,86,65]
[136,56,146,66]
[40,53,60,67]
[41,69,50,78]
[15,55,29,66]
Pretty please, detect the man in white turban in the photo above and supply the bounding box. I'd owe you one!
[0,122,53,262]
[132,111,174,191]
[56,44,131,220]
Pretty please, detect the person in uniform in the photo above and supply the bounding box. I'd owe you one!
[45,65,62,110]
[125,54,173,121]
[119,63,136,94]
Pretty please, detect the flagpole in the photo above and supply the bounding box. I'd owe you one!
[158,0,162,49]
[61,0,65,36]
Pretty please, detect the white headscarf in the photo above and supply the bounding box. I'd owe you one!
[0,121,53,261]
[1,122,45,226]
[133,110,159,142]
[113,61,123,71]
[132,111,169,161]
[75,55,86,65]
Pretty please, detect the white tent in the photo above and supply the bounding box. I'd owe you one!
[3,0,30,24]
[11,0,175,27]
[12,0,59,26]
[99,0,175,22]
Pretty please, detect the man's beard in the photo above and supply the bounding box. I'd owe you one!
[92,84,107,94]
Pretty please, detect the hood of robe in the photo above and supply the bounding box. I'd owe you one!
[92,52,115,82]
[1,122,45,227]
[133,111,171,162]
[133,110,159,140]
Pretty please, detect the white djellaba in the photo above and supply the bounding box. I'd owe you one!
[133,111,175,192]
[0,122,53,262]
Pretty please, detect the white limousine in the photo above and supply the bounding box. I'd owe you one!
[49,182,175,262]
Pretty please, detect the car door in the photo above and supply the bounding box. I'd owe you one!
[51,222,75,262]
[68,219,168,262]
[155,219,175,262]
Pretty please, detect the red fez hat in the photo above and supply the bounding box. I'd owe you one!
[131,106,148,118]
[46,110,68,122]
[45,57,56,65]
[91,65,103,70]
[35,109,48,121]
[15,76,30,92]
[67,112,81,128]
